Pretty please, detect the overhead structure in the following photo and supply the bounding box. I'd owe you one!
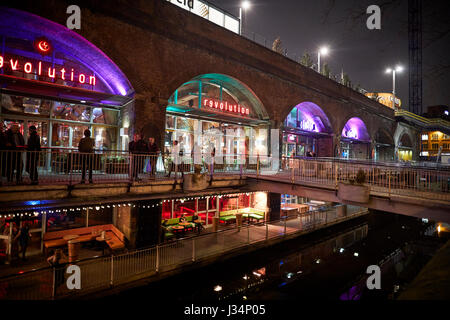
[408,0,423,115]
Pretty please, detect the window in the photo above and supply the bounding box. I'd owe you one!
[432,134,439,140]
[432,143,439,150]
[443,143,449,150]
[422,143,428,150]
[443,134,450,140]
[52,103,91,122]
[1,94,51,116]
[421,134,429,141]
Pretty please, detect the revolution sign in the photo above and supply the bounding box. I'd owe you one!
[202,97,250,116]
[0,55,96,87]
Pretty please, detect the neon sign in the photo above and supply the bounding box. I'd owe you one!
[300,119,316,132]
[0,55,96,87]
[345,129,358,139]
[34,37,52,55]
[202,98,250,117]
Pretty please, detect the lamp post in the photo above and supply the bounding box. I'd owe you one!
[239,1,251,35]
[385,65,403,109]
[317,46,329,74]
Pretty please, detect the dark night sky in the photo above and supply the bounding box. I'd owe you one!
[208,0,450,113]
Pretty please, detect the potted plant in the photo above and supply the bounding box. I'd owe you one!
[106,156,128,174]
[337,169,370,203]
[183,164,209,191]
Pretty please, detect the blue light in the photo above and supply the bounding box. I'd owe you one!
[25,200,41,206]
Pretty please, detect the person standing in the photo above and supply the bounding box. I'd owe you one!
[15,223,31,261]
[78,129,95,184]
[47,248,67,289]
[166,140,182,178]
[6,125,25,184]
[128,133,148,181]
[26,125,41,185]
[147,137,160,177]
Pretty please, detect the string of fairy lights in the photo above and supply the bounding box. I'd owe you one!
[0,191,268,220]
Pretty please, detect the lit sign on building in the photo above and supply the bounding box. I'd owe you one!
[344,129,358,139]
[34,37,52,56]
[299,119,317,132]
[365,92,401,109]
[0,55,96,87]
[202,98,250,116]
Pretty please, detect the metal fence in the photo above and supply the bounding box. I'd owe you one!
[280,157,450,201]
[0,205,367,300]
[1,150,449,201]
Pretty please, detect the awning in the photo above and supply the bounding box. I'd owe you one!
[0,74,133,108]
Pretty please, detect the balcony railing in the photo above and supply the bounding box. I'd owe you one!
[0,149,449,201]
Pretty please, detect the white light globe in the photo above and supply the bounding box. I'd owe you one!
[242,1,251,10]
[319,47,329,55]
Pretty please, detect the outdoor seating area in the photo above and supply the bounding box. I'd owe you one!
[219,208,265,224]
[43,224,126,257]
[162,215,203,239]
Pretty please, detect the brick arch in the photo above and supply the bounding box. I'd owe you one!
[375,127,395,145]
[340,116,372,142]
[281,101,334,134]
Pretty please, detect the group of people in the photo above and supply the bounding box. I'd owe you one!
[128,133,160,181]
[0,221,32,261]
[0,124,41,185]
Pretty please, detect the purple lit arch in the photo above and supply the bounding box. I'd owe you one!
[285,102,333,134]
[342,117,370,141]
[0,7,133,97]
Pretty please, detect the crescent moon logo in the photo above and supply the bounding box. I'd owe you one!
[38,41,50,52]
[34,37,52,55]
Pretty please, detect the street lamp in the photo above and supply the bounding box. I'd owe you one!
[239,1,251,35]
[317,46,329,74]
[385,65,403,109]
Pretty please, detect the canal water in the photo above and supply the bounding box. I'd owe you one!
[106,211,446,301]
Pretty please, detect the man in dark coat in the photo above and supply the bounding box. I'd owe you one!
[78,129,95,184]
[6,125,25,183]
[26,125,41,184]
[129,133,148,181]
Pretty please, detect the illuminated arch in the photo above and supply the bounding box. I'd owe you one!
[0,7,133,97]
[283,101,333,134]
[168,73,268,120]
[341,117,370,142]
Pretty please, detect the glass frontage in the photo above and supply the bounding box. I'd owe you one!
[282,102,333,158]
[282,134,317,157]
[165,114,268,160]
[167,0,240,34]
[161,192,266,228]
[1,93,120,150]
[398,149,412,161]
[165,75,270,163]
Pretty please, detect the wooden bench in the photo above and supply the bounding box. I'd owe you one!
[44,224,126,254]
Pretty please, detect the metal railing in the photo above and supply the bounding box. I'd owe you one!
[277,157,450,201]
[1,150,449,201]
[0,205,367,300]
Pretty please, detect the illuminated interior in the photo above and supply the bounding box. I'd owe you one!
[282,102,333,157]
[165,74,269,163]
